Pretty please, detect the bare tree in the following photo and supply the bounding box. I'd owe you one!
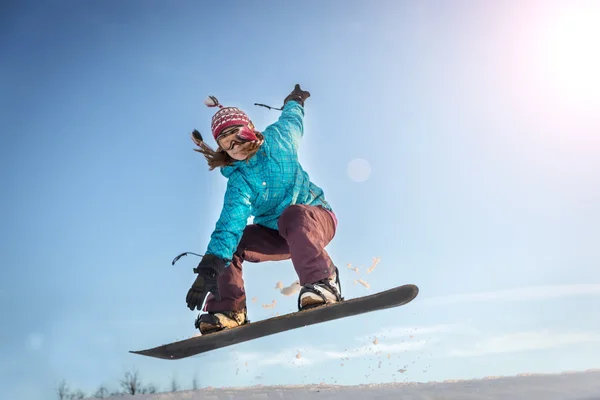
[119,369,156,395]
[57,379,70,400]
[93,385,109,398]
[68,390,86,399]
[145,383,157,394]
[56,379,87,399]
[57,369,158,398]
[171,376,179,392]
[120,370,142,395]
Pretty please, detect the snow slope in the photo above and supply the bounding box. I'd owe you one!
[102,370,600,399]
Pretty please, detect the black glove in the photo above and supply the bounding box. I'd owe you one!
[186,254,227,311]
[284,84,311,107]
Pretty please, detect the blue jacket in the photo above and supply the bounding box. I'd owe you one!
[205,100,333,265]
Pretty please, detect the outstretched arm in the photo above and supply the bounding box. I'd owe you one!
[268,84,311,146]
[205,176,253,265]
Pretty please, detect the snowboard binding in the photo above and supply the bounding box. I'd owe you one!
[297,266,344,311]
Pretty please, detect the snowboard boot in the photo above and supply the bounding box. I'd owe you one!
[298,266,343,310]
[194,307,248,335]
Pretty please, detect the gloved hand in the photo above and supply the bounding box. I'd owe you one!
[284,84,311,107]
[186,254,227,311]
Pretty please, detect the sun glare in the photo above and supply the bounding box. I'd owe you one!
[537,5,600,106]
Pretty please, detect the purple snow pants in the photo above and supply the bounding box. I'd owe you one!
[204,204,338,312]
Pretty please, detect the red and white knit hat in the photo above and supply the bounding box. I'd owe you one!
[204,96,258,142]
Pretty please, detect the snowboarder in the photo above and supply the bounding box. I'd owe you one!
[186,84,342,334]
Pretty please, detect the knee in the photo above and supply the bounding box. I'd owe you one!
[278,204,308,233]
[234,226,253,257]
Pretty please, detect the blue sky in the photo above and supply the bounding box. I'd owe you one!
[2,0,600,398]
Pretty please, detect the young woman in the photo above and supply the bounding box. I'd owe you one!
[187,84,342,334]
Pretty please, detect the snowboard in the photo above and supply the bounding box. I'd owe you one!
[130,284,419,360]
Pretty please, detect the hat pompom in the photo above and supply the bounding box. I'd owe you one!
[204,95,223,108]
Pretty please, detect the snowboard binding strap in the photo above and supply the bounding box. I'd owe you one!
[297,267,344,310]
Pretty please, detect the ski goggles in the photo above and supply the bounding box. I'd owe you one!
[216,125,258,150]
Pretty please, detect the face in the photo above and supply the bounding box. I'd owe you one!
[217,126,254,160]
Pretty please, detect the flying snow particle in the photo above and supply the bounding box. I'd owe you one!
[346,263,359,273]
[262,300,277,309]
[367,257,381,273]
[279,281,301,296]
[357,279,371,289]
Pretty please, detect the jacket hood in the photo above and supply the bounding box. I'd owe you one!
[220,162,240,178]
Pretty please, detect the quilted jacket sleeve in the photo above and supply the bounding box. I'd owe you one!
[266,100,305,147]
[205,175,253,265]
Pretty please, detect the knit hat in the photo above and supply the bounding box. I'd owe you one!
[204,96,258,143]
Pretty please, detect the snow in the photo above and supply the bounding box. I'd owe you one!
[100,370,600,399]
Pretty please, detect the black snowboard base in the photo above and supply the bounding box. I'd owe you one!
[130,284,419,360]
